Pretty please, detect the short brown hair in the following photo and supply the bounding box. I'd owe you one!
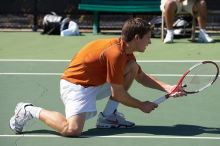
[121,18,152,42]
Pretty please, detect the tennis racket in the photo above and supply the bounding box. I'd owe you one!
[153,61,219,105]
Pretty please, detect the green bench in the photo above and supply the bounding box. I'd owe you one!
[78,0,161,34]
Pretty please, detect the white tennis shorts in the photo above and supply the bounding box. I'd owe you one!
[160,0,196,15]
[60,79,111,120]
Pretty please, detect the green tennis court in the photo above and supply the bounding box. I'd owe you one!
[0,32,220,146]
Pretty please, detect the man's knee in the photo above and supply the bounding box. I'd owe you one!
[198,0,206,6]
[61,126,82,137]
[164,0,177,10]
[59,119,84,137]
[59,112,86,137]
[197,0,207,11]
[193,0,207,14]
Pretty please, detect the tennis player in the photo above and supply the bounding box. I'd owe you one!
[10,18,179,137]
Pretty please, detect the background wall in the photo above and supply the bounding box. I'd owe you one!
[0,0,219,31]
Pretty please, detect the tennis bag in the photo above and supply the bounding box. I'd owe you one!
[172,16,192,37]
[41,12,63,35]
[150,16,193,38]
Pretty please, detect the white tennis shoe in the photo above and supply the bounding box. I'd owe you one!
[9,102,33,134]
[164,32,174,44]
[198,31,214,43]
[96,110,135,128]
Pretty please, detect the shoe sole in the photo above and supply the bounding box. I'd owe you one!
[9,116,21,134]
[198,35,214,43]
[198,40,214,43]
[164,40,173,44]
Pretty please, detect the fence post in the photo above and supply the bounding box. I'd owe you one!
[32,0,38,31]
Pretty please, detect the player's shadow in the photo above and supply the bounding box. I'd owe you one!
[82,124,220,136]
[22,130,60,135]
[21,124,220,137]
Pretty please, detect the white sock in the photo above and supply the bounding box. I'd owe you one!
[166,29,174,36]
[25,105,42,119]
[200,29,206,34]
[102,98,119,116]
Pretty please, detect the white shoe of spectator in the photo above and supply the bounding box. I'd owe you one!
[198,31,214,43]
[164,30,174,44]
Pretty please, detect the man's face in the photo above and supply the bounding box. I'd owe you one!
[135,32,151,52]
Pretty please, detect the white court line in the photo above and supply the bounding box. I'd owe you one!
[0,134,220,140]
[0,59,70,62]
[0,73,63,75]
[0,73,218,77]
[0,73,194,76]
[0,59,220,62]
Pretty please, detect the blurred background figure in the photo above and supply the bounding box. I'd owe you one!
[160,0,214,43]
[60,17,80,36]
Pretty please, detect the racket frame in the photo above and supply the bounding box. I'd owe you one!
[153,61,219,105]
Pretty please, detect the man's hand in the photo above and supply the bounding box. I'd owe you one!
[139,101,158,113]
[166,85,187,98]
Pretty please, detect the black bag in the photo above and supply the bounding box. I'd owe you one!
[149,16,163,38]
[41,12,63,35]
[149,16,193,38]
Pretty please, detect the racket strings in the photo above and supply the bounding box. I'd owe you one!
[182,63,218,92]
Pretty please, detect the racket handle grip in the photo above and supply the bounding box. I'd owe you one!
[153,95,167,105]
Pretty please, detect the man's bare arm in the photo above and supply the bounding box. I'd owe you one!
[110,83,157,113]
[135,71,173,93]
